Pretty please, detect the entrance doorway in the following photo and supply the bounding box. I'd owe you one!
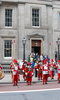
[31,40,41,56]
[32,46,41,55]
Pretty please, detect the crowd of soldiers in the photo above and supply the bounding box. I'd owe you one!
[9,53,60,86]
[0,53,60,86]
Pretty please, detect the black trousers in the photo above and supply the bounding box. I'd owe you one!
[35,69,37,77]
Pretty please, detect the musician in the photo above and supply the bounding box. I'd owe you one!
[57,60,60,83]
[22,62,27,81]
[10,59,20,86]
[35,61,42,80]
[0,64,4,80]
[49,59,55,79]
[26,68,33,85]
[42,60,49,85]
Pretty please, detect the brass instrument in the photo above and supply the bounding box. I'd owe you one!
[0,70,5,80]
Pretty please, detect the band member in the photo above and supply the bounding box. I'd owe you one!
[49,64,54,79]
[26,68,33,85]
[37,67,42,80]
[34,61,38,77]
[0,65,2,69]
[22,62,27,81]
[57,60,60,83]
[35,61,42,80]
[12,63,20,86]
[10,59,20,86]
[42,61,49,85]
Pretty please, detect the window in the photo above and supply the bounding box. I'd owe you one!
[32,9,39,26]
[4,40,12,57]
[5,9,12,27]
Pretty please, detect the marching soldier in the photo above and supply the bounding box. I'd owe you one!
[49,59,56,79]
[57,60,60,83]
[35,61,42,80]
[26,68,33,85]
[49,64,54,79]
[22,62,27,81]
[12,63,20,86]
[37,66,42,80]
[42,60,49,85]
[10,59,20,86]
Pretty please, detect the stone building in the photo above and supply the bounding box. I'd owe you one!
[0,0,60,64]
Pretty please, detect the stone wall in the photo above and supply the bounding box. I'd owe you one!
[0,0,60,63]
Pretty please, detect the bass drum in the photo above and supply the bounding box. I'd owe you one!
[0,70,5,80]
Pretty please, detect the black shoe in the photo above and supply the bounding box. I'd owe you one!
[13,84,15,86]
[45,83,47,84]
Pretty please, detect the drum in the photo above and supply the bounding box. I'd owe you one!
[0,70,5,80]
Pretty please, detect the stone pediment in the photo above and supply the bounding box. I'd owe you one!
[27,34,45,40]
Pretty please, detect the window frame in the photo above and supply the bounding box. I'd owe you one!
[5,9,12,27]
[32,8,40,28]
[4,39,12,59]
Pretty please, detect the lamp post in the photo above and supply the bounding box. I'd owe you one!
[56,38,60,60]
[22,37,26,60]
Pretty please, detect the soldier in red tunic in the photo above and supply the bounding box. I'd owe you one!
[12,63,20,86]
[10,61,15,83]
[49,64,54,79]
[22,62,27,81]
[42,60,49,85]
[11,59,20,86]
[26,68,33,85]
[37,67,42,80]
[0,64,2,70]
[49,59,55,79]
[35,61,42,80]
[57,60,60,83]
[12,69,18,86]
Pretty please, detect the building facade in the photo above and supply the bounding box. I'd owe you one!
[0,0,60,64]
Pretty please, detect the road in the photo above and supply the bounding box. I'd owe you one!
[0,74,60,100]
[0,89,60,100]
[0,80,60,91]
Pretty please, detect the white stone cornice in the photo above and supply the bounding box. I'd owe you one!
[53,1,60,4]
[1,0,52,6]
[52,1,60,9]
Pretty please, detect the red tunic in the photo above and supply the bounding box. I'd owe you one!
[57,64,60,83]
[35,64,42,80]
[26,70,33,85]
[11,65,20,86]
[22,64,26,81]
[42,65,49,85]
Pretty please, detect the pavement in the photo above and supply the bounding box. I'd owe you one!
[0,73,58,84]
[0,73,60,92]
